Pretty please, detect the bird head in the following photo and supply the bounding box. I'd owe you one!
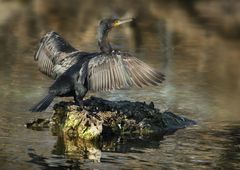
[99,18,133,30]
[97,17,133,53]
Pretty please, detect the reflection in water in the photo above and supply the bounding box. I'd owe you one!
[26,124,240,169]
[27,135,163,169]
[0,0,240,169]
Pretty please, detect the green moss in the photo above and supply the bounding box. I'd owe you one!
[48,97,195,141]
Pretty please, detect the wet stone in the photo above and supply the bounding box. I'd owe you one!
[26,97,196,140]
[25,118,50,130]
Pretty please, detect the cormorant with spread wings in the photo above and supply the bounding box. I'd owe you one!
[30,18,165,112]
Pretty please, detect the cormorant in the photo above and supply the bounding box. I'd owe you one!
[30,18,165,112]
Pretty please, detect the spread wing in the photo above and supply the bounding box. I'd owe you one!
[87,52,165,91]
[34,31,88,79]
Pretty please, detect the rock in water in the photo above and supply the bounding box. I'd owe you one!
[49,97,196,141]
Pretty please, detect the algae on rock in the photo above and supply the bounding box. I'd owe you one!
[49,97,195,141]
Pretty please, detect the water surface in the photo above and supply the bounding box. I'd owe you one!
[0,0,240,169]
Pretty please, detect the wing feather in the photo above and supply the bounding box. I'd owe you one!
[109,59,115,90]
[34,31,84,79]
[125,58,164,85]
[87,53,165,91]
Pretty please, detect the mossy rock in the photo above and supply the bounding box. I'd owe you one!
[49,97,195,141]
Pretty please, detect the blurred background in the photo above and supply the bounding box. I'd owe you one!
[0,0,240,169]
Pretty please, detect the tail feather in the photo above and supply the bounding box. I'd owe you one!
[30,94,55,112]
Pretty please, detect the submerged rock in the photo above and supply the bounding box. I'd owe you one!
[25,118,50,130]
[48,97,195,141]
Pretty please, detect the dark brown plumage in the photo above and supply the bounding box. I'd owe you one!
[30,18,165,112]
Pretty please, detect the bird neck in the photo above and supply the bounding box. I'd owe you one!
[97,27,112,54]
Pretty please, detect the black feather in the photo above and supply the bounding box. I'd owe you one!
[30,94,55,112]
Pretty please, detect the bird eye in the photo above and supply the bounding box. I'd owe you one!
[113,20,119,27]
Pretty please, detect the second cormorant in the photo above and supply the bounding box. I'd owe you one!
[30,18,165,112]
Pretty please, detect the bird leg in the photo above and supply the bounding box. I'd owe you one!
[74,83,87,109]
[74,95,83,107]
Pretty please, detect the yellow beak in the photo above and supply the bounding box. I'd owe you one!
[113,18,133,27]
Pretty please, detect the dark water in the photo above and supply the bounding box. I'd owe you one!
[0,0,240,169]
